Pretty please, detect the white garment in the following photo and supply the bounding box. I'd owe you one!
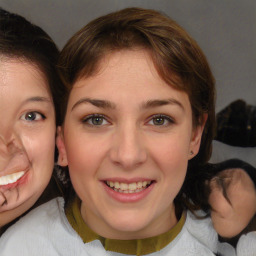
[236,232,256,256]
[0,197,219,256]
[215,233,256,256]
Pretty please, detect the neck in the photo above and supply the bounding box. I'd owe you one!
[80,202,178,240]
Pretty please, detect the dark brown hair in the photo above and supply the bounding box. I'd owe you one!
[0,8,65,125]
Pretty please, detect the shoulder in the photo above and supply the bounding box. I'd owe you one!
[151,211,217,255]
[181,210,218,255]
[236,232,256,256]
[0,197,82,255]
[0,197,65,236]
[8,197,65,229]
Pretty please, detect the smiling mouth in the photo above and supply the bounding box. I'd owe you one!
[105,180,154,193]
[0,171,26,186]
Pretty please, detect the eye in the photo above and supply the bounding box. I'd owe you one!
[147,114,174,126]
[82,114,109,126]
[21,111,45,121]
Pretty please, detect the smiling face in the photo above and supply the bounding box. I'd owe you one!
[0,59,56,226]
[57,50,204,239]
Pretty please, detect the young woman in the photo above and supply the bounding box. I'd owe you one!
[0,8,65,233]
[0,7,218,255]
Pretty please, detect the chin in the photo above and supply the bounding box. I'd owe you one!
[106,215,154,239]
[0,183,40,213]
[0,194,37,228]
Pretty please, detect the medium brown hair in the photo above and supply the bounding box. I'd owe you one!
[58,7,216,166]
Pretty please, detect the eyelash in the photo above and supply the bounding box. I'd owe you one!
[20,111,46,122]
[147,114,175,127]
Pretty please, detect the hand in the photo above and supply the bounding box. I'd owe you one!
[208,168,256,238]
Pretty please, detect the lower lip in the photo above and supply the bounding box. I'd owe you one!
[0,171,29,190]
[102,182,155,203]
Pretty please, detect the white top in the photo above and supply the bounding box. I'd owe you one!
[0,197,225,256]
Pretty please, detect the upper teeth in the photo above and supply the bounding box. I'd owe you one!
[106,181,151,191]
[0,171,25,185]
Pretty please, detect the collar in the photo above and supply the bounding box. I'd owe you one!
[65,195,185,255]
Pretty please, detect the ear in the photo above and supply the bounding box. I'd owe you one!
[188,114,207,160]
[56,126,68,166]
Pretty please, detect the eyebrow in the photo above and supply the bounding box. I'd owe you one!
[71,98,184,111]
[141,99,185,111]
[71,98,116,111]
[24,96,52,104]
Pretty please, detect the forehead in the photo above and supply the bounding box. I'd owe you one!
[75,50,172,90]
[69,49,191,112]
[76,49,158,83]
[0,57,50,94]
[74,48,187,95]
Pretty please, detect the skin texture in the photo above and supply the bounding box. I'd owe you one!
[57,49,205,239]
[209,168,256,238]
[0,59,56,227]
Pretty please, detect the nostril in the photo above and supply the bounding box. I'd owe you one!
[0,133,12,145]
[0,131,23,150]
[0,136,13,153]
[0,144,9,157]
[0,138,24,162]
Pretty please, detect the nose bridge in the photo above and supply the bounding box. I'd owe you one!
[110,122,147,168]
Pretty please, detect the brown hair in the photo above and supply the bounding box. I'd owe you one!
[59,7,215,167]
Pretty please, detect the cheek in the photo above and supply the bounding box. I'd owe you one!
[66,136,102,178]
[150,134,190,170]
[66,138,100,201]
[22,126,56,170]
[149,136,189,196]
[11,124,56,205]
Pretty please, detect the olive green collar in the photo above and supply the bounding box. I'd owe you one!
[65,195,185,255]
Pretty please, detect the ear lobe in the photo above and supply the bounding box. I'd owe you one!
[189,114,208,159]
[56,126,68,166]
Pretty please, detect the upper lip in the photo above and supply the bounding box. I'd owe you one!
[0,166,30,178]
[0,152,30,177]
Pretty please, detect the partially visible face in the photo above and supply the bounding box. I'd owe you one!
[57,50,204,239]
[0,59,56,226]
[209,168,256,238]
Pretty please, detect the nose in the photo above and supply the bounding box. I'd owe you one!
[109,124,147,170]
[0,131,24,172]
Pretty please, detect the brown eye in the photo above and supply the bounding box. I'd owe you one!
[21,112,45,121]
[152,117,165,125]
[148,115,174,126]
